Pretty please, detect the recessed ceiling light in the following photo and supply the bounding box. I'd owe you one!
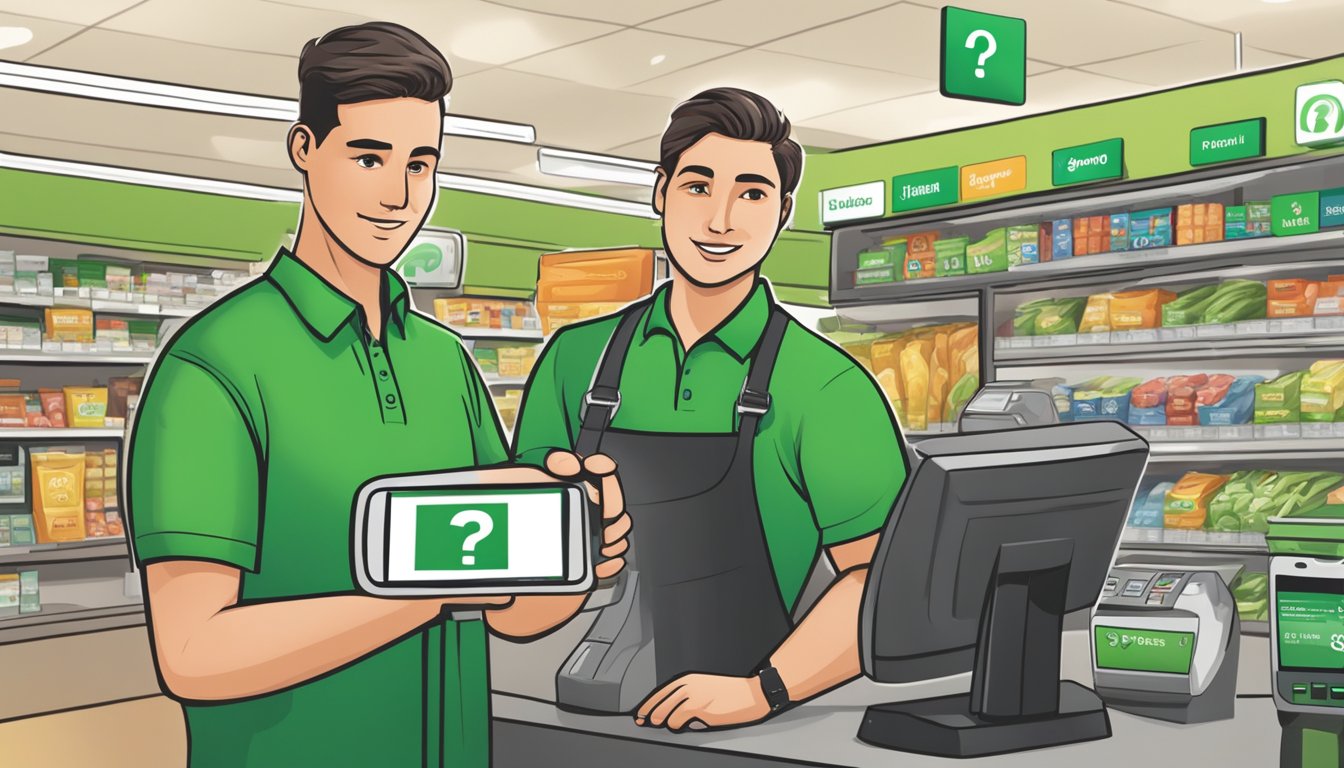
[0,27,33,51]
[650,54,666,66]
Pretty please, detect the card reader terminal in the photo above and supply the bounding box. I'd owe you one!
[1092,566,1239,723]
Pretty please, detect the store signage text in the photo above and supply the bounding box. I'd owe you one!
[820,181,885,225]
[1321,188,1344,228]
[1296,80,1344,147]
[1272,191,1320,236]
[891,166,959,213]
[1190,118,1266,166]
[960,155,1026,201]
[1052,138,1124,186]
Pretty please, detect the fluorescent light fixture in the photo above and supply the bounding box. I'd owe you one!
[0,151,303,203]
[0,62,536,143]
[0,27,34,51]
[537,148,658,187]
[438,173,657,219]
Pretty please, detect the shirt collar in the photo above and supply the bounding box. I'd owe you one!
[267,249,409,342]
[641,277,774,361]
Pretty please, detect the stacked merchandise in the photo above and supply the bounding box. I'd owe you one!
[0,309,159,352]
[535,248,655,335]
[471,345,538,379]
[21,447,123,545]
[493,389,525,432]
[1127,470,1343,543]
[0,251,250,309]
[1256,361,1344,438]
[0,377,142,429]
[0,570,40,618]
[433,298,540,333]
[836,322,979,431]
[1230,572,1269,624]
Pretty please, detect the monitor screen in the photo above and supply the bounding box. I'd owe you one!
[1093,625,1195,675]
[385,487,569,582]
[1276,575,1344,672]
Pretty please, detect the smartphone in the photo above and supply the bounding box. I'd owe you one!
[352,470,593,597]
[1269,556,1344,713]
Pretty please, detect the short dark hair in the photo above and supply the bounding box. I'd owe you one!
[298,22,452,145]
[658,87,804,195]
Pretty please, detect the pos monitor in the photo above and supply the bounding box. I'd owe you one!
[858,421,1149,758]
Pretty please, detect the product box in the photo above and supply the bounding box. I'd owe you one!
[857,249,894,270]
[1038,222,1054,262]
[18,571,38,614]
[1129,482,1175,529]
[0,574,17,617]
[1051,219,1073,260]
[1072,217,1090,256]
[472,347,498,374]
[1315,282,1344,316]
[0,515,9,546]
[1006,225,1039,267]
[967,228,1008,274]
[856,267,899,285]
[934,237,969,277]
[1089,216,1107,255]
[1302,360,1344,420]
[1247,202,1273,237]
[43,308,94,343]
[537,248,655,303]
[1225,205,1248,239]
[1127,405,1168,426]
[1109,289,1177,330]
[1176,203,1226,245]
[1109,213,1130,253]
[902,232,939,280]
[1129,208,1173,249]
[1163,472,1230,530]
[1321,187,1344,229]
[1198,375,1264,426]
[1255,370,1305,423]
[1268,279,1318,318]
[10,514,35,546]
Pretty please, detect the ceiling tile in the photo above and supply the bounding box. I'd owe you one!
[605,135,662,158]
[0,0,140,26]
[1242,46,1306,71]
[909,0,1216,67]
[792,125,876,152]
[641,0,893,46]
[483,0,713,27]
[451,68,676,152]
[28,28,300,96]
[251,0,620,67]
[99,0,372,57]
[630,49,930,121]
[506,28,739,89]
[0,12,82,61]
[1079,38,1239,87]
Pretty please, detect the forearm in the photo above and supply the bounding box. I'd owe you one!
[486,593,586,639]
[768,567,868,702]
[156,595,439,701]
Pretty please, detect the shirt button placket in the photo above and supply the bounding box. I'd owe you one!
[370,342,404,425]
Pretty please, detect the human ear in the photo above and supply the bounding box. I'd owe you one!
[652,167,669,217]
[288,125,314,174]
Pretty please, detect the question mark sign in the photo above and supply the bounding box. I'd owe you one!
[450,509,494,566]
[964,29,997,79]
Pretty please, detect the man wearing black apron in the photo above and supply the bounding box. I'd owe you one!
[513,88,908,731]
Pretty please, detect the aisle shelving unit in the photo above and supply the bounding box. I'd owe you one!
[828,153,1344,634]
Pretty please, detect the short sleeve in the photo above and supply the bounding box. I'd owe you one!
[799,365,907,546]
[128,354,262,570]
[458,344,510,467]
[511,334,577,468]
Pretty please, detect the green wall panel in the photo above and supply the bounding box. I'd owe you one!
[796,55,1344,232]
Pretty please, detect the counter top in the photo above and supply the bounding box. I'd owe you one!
[489,630,1281,767]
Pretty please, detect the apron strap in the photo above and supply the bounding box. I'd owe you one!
[735,308,791,436]
[575,298,653,456]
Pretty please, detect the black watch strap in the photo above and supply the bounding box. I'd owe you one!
[758,666,790,712]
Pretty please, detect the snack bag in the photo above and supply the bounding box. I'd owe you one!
[900,340,931,431]
[1109,289,1178,330]
[1079,293,1113,334]
[1164,472,1230,529]
[30,451,86,543]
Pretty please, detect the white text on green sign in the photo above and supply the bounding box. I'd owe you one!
[1190,118,1265,166]
[891,167,959,213]
[1052,139,1124,186]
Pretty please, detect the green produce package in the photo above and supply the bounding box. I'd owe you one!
[1006,225,1039,267]
[1160,284,1219,327]
[934,236,970,277]
[1245,470,1344,530]
[944,373,979,422]
[967,228,1009,274]
[1208,469,1277,532]
[1301,360,1344,421]
[1254,370,1305,424]
[1231,572,1269,622]
[1201,279,1267,324]
[857,249,895,270]
[1034,297,1088,336]
[1013,298,1057,337]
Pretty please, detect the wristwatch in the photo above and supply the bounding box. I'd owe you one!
[757,665,791,713]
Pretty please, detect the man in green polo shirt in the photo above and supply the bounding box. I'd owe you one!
[128,23,628,767]
[512,88,907,730]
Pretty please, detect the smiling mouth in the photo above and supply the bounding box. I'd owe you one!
[691,240,742,260]
[358,214,408,231]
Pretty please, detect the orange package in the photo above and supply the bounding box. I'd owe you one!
[1109,289,1178,330]
[1163,472,1230,529]
[1176,204,1226,246]
[1088,216,1107,255]
[1268,279,1318,318]
[902,232,939,280]
[537,248,655,304]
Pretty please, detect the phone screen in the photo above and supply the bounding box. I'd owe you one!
[1276,575,1344,671]
[382,486,574,584]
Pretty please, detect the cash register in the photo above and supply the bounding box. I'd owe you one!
[1091,565,1239,724]
[957,380,1059,432]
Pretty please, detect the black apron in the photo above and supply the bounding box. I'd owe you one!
[573,297,794,688]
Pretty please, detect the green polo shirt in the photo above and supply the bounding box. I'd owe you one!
[513,279,906,610]
[128,250,507,768]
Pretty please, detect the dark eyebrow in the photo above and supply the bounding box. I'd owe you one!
[736,173,775,188]
[677,165,714,179]
[411,146,440,160]
[346,139,393,151]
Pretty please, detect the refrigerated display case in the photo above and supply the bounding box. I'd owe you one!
[827,153,1344,634]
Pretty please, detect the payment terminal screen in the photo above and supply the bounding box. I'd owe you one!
[1094,626,1195,674]
[1277,576,1344,671]
[386,488,568,582]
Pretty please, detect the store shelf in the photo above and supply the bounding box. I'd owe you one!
[0,602,145,646]
[1144,437,1344,462]
[1120,532,1267,554]
[0,538,129,566]
[996,327,1344,365]
[0,293,206,318]
[484,376,529,387]
[0,428,124,439]
[0,349,153,364]
[453,327,544,342]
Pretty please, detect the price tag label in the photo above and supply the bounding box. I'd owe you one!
[1160,327,1197,342]
[1076,332,1111,346]
[1128,329,1159,344]
[1303,423,1336,439]
[994,337,1012,350]
[1197,323,1238,338]
[1317,316,1344,331]
[1009,337,1033,349]
[1237,320,1269,336]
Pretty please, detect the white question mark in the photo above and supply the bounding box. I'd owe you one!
[965,29,997,79]
[450,509,494,566]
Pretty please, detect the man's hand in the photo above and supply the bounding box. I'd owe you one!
[543,449,630,579]
[634,673,770,732]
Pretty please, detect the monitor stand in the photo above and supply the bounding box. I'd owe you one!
[858,538,1112,758]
